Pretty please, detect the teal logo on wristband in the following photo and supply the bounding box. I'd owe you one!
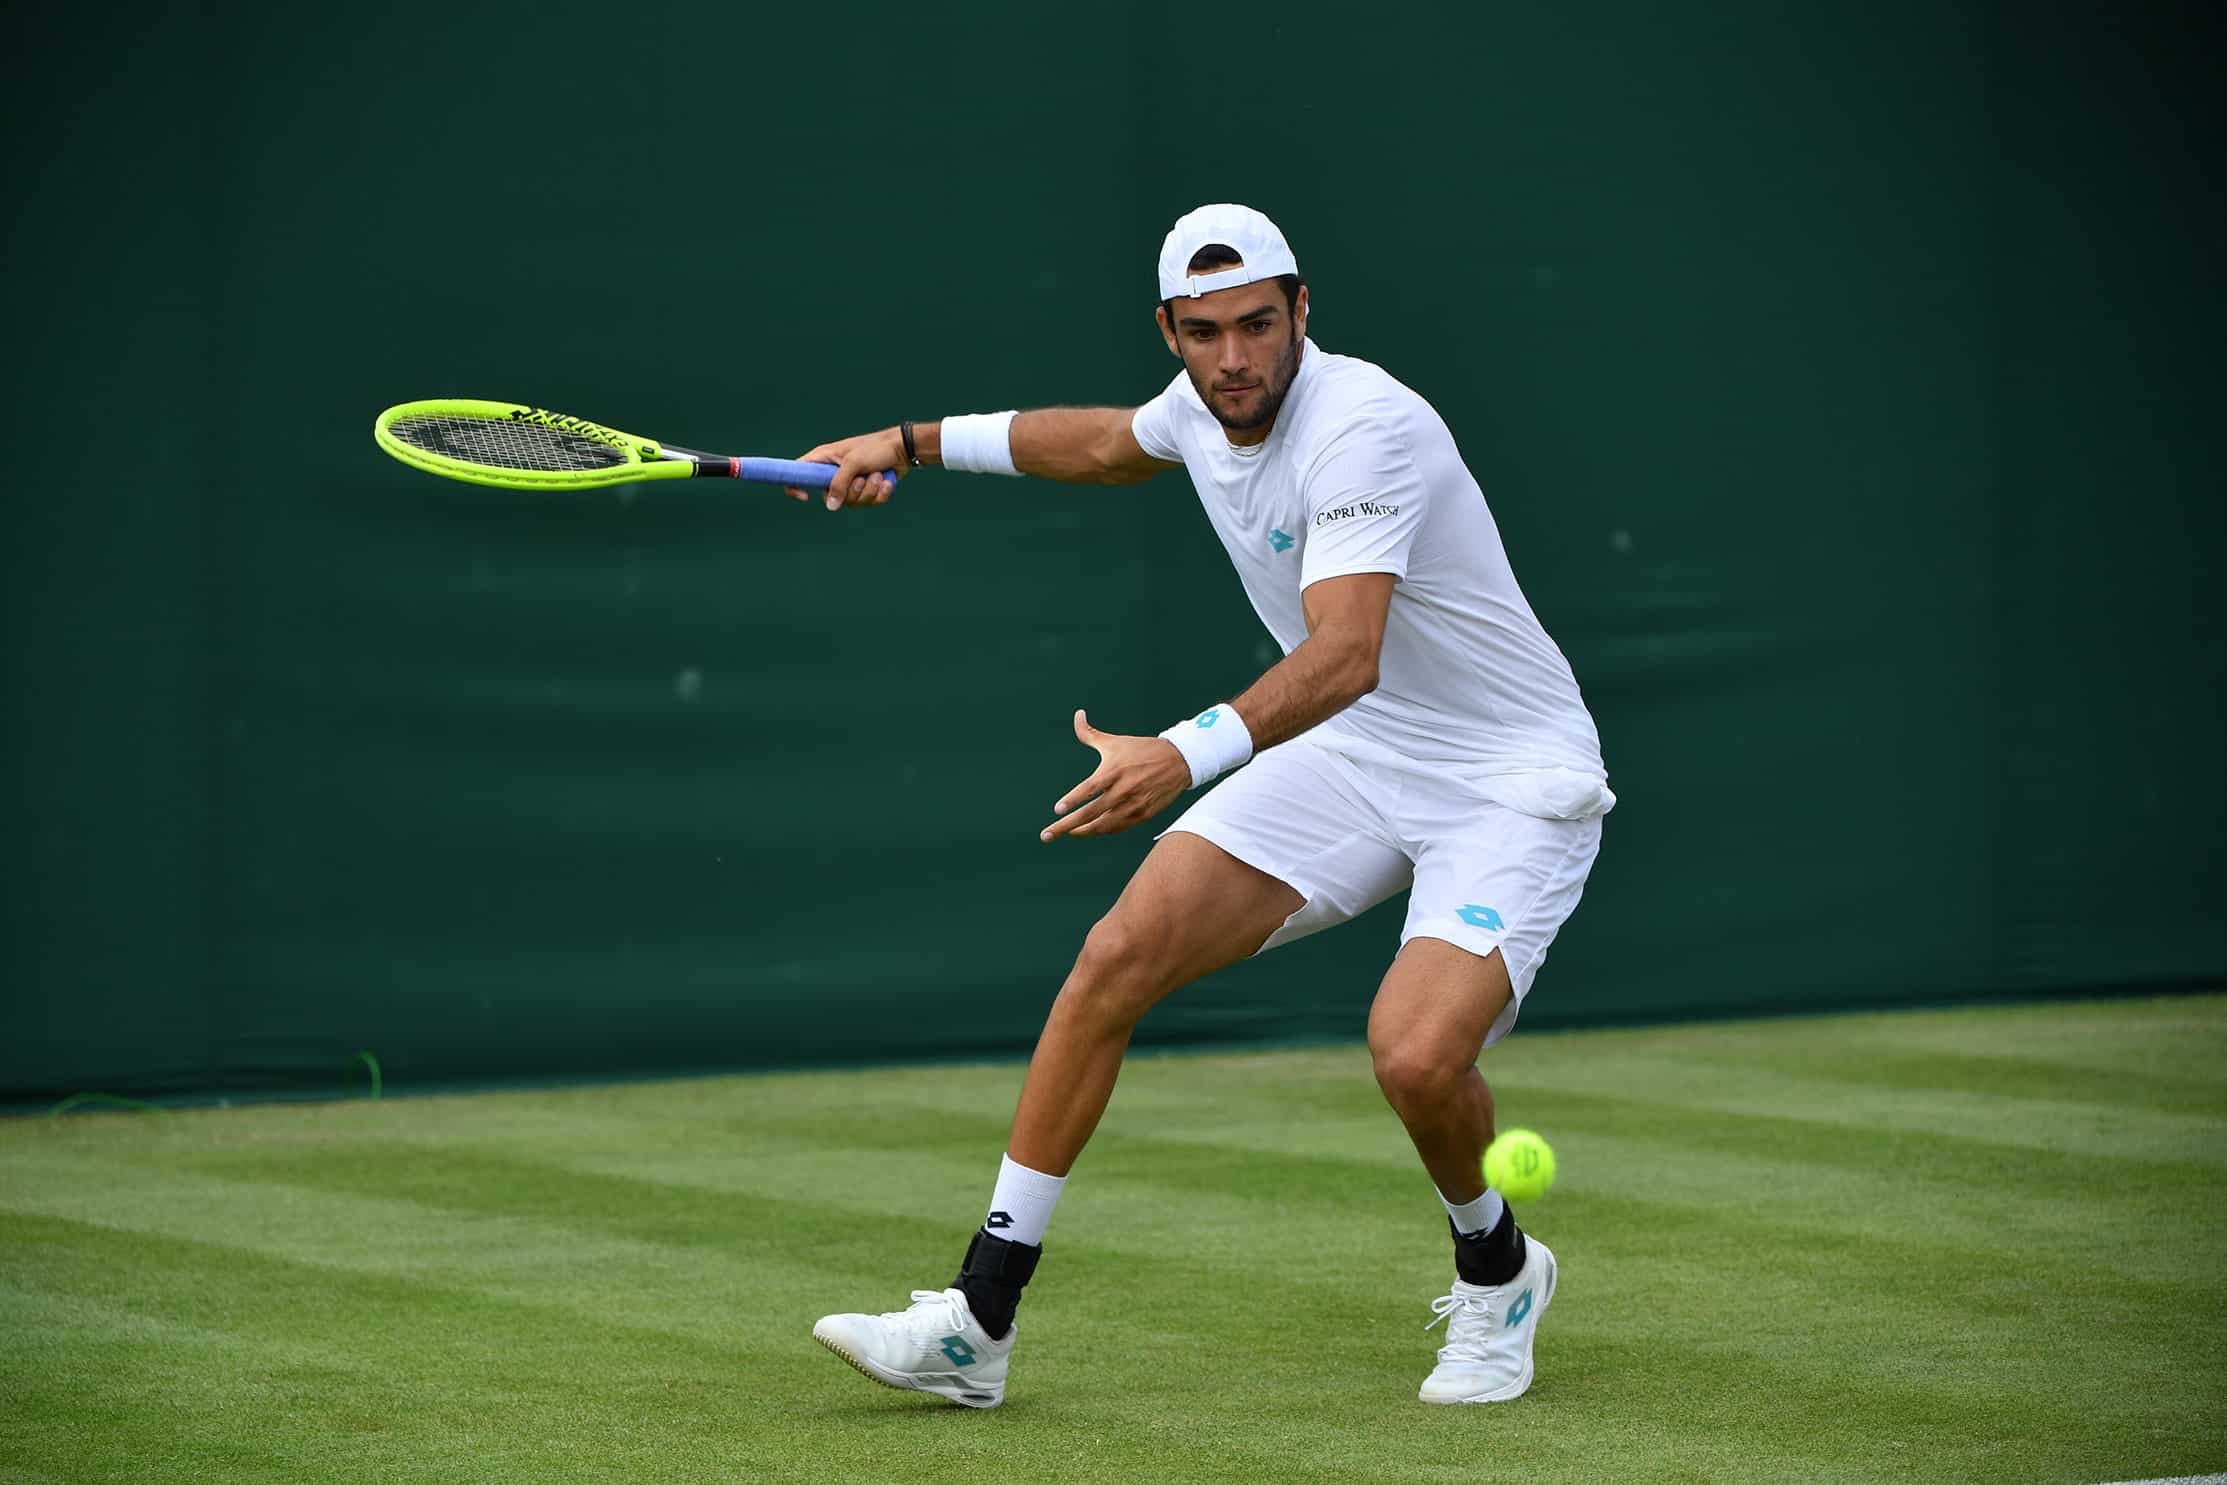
[1197,709,1220,728]
[1268,528,1295,553]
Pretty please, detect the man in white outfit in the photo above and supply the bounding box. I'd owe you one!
[795,203,1613,1409]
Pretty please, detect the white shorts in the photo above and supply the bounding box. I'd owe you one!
[1163,737,1604,1047]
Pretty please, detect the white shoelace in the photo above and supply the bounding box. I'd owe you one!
[1424,1290,1497,1362]
[885,1289,964,1327]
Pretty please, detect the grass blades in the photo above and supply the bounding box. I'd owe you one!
[3,995,2223,1484]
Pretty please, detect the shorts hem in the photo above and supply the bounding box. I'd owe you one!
[1396,932,1525,1046]
[1159,825,1321,956]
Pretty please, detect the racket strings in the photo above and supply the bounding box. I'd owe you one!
[387,414,631,472]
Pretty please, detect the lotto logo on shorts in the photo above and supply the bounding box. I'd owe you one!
[1457,904,1505,932]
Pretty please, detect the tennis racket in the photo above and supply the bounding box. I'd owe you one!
[372,399,893,492]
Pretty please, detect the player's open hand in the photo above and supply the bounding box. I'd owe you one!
[1042,709,1192,842]
[788,427,908,510]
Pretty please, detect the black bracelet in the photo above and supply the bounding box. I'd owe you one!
[900,420,922,467]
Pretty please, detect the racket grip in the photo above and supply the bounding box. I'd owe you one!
[734,457,899,490]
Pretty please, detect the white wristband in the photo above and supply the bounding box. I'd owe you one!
[1157,703,1254,789]
[940,411,1021,476]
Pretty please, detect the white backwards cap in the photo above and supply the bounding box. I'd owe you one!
[1156,202,1300,302]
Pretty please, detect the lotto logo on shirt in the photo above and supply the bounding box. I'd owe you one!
[1314,500,1401,527]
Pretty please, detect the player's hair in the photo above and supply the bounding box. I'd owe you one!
[1159,242,1304,324]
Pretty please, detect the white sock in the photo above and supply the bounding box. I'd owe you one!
[1440,1186,1506,1238]
[984,1153,1066,1248]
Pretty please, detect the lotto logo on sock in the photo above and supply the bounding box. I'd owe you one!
[985,1211,1014,1230]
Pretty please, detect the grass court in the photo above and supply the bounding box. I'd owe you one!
[4,995,2223,1483]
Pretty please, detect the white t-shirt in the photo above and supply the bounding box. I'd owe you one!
[1131,338,1612,819]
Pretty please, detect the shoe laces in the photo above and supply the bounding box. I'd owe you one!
[885,1288,967,1336]
[1424,1289,1496,1361]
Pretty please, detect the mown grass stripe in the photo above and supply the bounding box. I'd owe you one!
[1479,1061,2227,1164]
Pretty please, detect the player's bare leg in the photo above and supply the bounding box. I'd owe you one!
[1367,937,1511,1200]
[1007,829,1302,1174]
[1368,937,1556,1403]
[812,831,1300,1406]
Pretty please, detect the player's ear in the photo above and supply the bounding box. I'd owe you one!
[1155,304,1180,358]
[1293,285,1309,338]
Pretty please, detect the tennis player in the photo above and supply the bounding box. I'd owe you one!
[800,204,1613,1409]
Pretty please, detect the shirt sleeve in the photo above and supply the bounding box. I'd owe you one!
[1298,418,1429,588]
[1129,371,1191,464]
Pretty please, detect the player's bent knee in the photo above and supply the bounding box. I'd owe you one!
[1060,913,1178,1019]
[1369,1039,1469,1110]
[1076,912,1148,977]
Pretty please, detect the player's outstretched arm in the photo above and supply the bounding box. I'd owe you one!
[787,409,1175,510]
[1008,409,1174,486]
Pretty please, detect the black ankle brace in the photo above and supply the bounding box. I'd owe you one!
[1450,1207,1527,1287]
[953,1228,1041,1341]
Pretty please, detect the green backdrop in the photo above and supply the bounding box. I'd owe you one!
[6,2,2221,1103]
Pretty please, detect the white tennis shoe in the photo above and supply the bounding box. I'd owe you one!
[1419,1237,1557,1404]
[812,1287,1013,1409]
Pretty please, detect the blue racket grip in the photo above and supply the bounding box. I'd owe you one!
[734,457,900,490]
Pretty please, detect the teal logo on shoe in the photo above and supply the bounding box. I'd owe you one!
[939,1335,977,1365]
[1269,528,1295,553]
[1507,1288,1533,1327]
[1457,904,1505,932]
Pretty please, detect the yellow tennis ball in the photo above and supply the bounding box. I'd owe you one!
[1484,1128,1557,1202]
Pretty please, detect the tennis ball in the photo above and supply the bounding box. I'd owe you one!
[1484,1128,1557,1202]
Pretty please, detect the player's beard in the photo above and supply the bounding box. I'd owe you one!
[1197,327,1303,434]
